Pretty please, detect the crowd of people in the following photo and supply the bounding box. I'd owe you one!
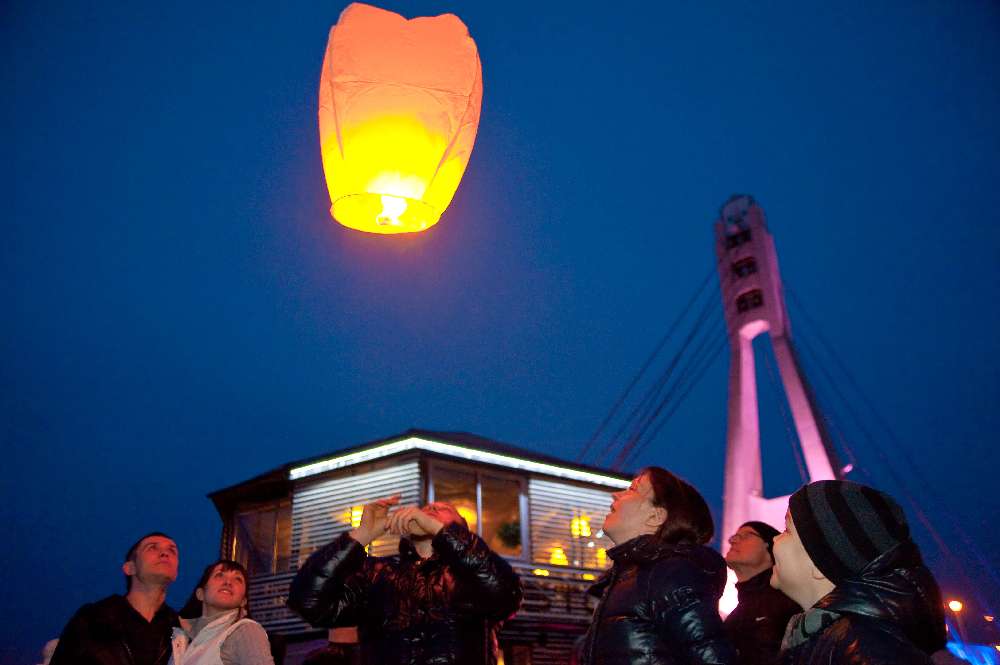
[46,470,953,665]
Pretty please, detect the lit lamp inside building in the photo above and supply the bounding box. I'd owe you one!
[318,3,483,234]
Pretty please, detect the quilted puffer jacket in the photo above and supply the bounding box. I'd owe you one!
[777,541,945,665]
[287,523,522,665]
[581,535,736,665]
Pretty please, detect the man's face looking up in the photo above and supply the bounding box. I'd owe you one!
[124,535,179,588]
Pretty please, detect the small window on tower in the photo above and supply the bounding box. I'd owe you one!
[732,257,758,278]
[736,289,764,312]
[725,229,752,249]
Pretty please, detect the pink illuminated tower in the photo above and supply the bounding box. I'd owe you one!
[714,195,839,544]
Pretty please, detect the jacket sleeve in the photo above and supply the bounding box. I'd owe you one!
[286,532,374,628]
[433,523,523,622]
[220,620,276,665]
[648,559,737,665]
[48,605,91,665]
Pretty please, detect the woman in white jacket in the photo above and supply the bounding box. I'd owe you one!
[170,560,275,665]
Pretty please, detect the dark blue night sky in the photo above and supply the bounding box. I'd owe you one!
[4,2,999,662]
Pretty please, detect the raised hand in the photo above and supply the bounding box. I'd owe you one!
[387,506,444,538]
[349,494,401,546]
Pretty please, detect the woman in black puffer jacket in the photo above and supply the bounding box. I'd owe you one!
[582,467,736,665]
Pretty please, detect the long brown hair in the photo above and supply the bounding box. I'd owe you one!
[642,466,714,546]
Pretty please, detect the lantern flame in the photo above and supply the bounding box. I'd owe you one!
[377,195,408,227]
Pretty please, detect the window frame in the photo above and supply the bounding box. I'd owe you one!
[230,499,292,577]
[426,460,530,562]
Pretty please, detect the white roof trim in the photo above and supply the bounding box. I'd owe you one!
[289,435,630,488]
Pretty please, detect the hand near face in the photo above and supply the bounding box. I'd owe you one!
[349,494,401,546]
[387,506,444,538]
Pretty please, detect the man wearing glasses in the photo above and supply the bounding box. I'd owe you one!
[723,522,800,665]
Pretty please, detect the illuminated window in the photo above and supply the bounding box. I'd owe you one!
[232,501,291,576]
[570,516,592,538]
[736,289,764,312]
[731,257,757,278]
[431,466,478,533]
[429,463,525,558]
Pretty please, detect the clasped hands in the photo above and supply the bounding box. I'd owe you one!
[348,494,445,546]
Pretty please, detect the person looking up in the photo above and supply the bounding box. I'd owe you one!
[288,495,522,665]
[723,522,799,665]
[581,467,736,665]
[770,480,946,664]
[51,532,181,665]
[170,559,274,665]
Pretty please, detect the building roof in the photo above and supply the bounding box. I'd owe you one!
[207,428,631,516]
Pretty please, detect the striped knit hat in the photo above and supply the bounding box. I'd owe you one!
[788,480,910,584]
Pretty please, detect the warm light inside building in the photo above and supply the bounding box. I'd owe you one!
[948,600,964,613]
[549,547,569,566]
[318,3,482,234]
[454,504,478,532]
[596,547,607,568]
[571,516,592,538]
[581,573,596,581]
[349,505,364,528]
[532,568,550,577]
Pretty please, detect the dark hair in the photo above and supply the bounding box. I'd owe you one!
[123,532,174,592]
[179,559,252,620]
[642,467,714,546]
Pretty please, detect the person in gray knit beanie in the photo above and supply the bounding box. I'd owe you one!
[769,480,946,665]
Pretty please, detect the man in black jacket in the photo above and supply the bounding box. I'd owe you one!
[50,532,181,665]
[770,481,946,665]
[723,521,799,665]
[287,495,522,665]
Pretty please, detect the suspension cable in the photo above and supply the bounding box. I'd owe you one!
[578,266,716,464]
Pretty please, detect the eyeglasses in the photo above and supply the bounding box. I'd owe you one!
[728,531,764,544]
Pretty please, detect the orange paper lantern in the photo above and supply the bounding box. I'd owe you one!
[318,3,483,234]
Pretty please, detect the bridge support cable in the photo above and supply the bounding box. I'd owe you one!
[598,301,722,468]
[618,327,728,470]
[612,316,726,469]
[786,287,1000,607]
[789,314,981,591]
[577,267,716,464]
[587,270,720,467]
[761,340,810,484]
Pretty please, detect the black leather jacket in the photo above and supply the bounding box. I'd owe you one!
[777,541,946,665]
[723,568,800,665]
[49,595,179,665]
[582,536,737,665]
[287,523,522,665]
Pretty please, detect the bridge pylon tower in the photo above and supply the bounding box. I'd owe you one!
[714,194,839,544]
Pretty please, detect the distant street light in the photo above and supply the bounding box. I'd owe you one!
[948,600,964,613]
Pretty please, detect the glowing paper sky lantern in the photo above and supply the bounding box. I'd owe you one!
[318,3,483,234]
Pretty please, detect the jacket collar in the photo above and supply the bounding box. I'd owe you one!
[606,534,697,564]
[735,567,774,599]
[813,541,946,654]
[397,538,445,572]
[587,535,702,597]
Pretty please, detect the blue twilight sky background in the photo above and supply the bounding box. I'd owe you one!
[4,1,1000,661]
